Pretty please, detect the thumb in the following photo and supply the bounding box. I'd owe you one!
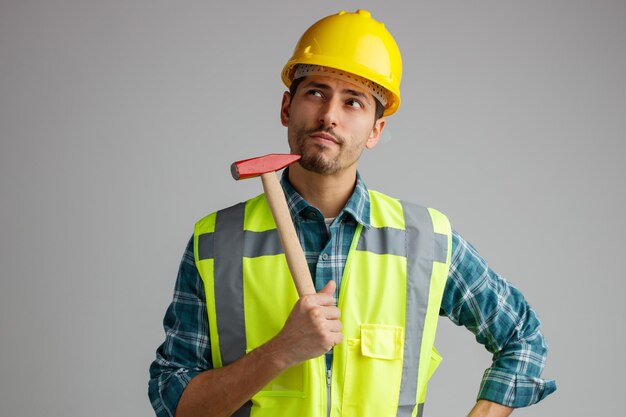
[319,280,336,296]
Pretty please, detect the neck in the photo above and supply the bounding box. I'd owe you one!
[287,163,357,218]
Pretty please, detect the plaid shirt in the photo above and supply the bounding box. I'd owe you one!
[149,172,556,416]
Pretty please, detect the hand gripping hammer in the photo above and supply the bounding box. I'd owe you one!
[231,154,316,297]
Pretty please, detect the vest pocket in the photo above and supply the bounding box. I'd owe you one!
[427,346,442,381]
[342,324,404,417]
[418,346,443,403]
[246,348,307,399]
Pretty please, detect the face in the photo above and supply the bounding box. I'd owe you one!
[280,75,385,176]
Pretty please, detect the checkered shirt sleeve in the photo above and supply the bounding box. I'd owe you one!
[440,231,557,407]
[148,238,210,417]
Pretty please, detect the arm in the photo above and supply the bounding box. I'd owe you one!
[148,237,341,417]
[440,231,556,414]
[467,400,513,417]
[175,280,340,417]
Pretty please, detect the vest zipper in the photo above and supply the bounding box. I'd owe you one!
[326,368,332,417]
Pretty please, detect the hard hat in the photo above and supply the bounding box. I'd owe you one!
[281,10,403,116]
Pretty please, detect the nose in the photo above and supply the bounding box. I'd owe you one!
[318,98,340,128]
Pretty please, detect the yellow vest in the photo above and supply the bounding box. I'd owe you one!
[194,190,451,417]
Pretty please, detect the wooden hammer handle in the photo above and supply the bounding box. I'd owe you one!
[260,172,316,297]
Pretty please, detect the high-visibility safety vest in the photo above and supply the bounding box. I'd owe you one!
[193,190,452,417]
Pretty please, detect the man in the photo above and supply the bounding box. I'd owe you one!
[149,10,556,417]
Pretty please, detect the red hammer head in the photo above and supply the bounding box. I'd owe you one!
[231,154,302,180]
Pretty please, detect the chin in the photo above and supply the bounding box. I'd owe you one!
[300,156,340,175]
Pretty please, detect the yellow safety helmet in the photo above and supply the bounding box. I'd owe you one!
[282,10,403,116]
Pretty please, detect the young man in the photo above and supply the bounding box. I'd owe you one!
[149,10,556,417]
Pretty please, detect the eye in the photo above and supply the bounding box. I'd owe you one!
[306,89,323,98]
[346,99,364,109]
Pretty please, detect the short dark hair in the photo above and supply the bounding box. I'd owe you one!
[289,77,385,121]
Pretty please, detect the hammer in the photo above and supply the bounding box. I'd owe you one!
[231,153,316,297]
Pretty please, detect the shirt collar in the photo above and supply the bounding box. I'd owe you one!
[280,168,371,229]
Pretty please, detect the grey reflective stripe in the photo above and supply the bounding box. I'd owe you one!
[243,229,283,257]
[397,202,435,417]
[397,401,425,416]
[434,232,448,263]
[356,226,406,256]
[197,232,214,260]
[211,204,279,417]
[213,203,247,371]
[197,230,283,260]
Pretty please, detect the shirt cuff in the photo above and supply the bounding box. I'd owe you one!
[149,369,203,417]
[477,367,557,408]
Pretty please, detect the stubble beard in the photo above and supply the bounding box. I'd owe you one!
[294,127,345,175]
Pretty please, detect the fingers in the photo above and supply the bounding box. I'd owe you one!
[274,280,343,365]
[300,283,336,309]
[321,304,341,320]
[320,279,336,295]
[324,316,343,333]
[308,296,342,344]
[303,280,337,307]
[311,280,340,321]
[327,328,343,347]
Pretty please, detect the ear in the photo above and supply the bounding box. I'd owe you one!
[280,92,291,127]
[365,117,386,149]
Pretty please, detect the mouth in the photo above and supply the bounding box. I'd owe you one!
[309,131,340,145]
